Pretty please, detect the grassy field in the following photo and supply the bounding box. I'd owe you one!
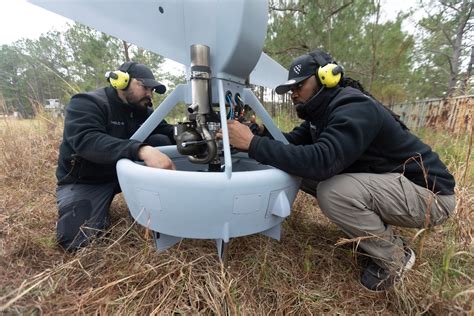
[0,116,472,315]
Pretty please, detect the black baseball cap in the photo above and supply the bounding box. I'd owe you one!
[119,62,166,94]
[275,49,335,95]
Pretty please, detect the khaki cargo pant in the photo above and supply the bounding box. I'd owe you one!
[301,173,455,270]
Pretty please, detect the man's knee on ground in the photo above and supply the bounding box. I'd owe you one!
[56,199,109,251]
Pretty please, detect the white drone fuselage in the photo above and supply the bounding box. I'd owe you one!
[29,0,301,257]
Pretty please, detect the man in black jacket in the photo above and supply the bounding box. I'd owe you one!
[222,50,456,291]
[56,61,176,251]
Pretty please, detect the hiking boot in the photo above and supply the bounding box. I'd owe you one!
[360,248,415,292]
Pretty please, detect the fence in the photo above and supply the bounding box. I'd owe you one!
[252,87,472,134]
[389,95,473,134]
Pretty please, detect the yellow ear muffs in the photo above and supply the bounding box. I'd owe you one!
[310,51,344,88]
[317,63,343,88]
[105,70,130,90]
[105,61,137,90]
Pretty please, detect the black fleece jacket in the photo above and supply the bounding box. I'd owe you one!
[56,87,175,185]
[249,86,455,195]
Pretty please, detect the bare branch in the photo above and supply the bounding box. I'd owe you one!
[441,27,455,48]
[269,5,306,14]
[425,48,452,58]
[458,2,473,34]
[439,0,461,13]
[330,0,354,16]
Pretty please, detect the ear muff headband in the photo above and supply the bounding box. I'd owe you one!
[311,53,343,88]
[105,61,137,90]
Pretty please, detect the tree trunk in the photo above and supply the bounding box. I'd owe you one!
[271,89,276,117]
[258,86,264,107]
[368,0,381,91]
[122,40,130,61]
[460,46,473,95]
[446,0,472,96]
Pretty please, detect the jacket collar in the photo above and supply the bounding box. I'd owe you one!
[105,87,133,111]
[304,86,342,121]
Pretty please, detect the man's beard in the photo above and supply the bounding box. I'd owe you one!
[126,95,153,108]
[295,103,308,120]
[293,87,325,120]
[140,97,153,108]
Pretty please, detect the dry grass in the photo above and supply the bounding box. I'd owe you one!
[0,116,472,315]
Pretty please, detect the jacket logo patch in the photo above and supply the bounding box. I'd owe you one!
[293,64,302,74]
[110,120,125,126]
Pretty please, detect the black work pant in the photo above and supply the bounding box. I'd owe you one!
[56,134,173,251]
[56,182,120,251]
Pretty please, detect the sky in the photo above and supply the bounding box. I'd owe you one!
[0,0,417,73]
[0,1,417,45]
[0,1,70,46]
[0,0,185,73]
